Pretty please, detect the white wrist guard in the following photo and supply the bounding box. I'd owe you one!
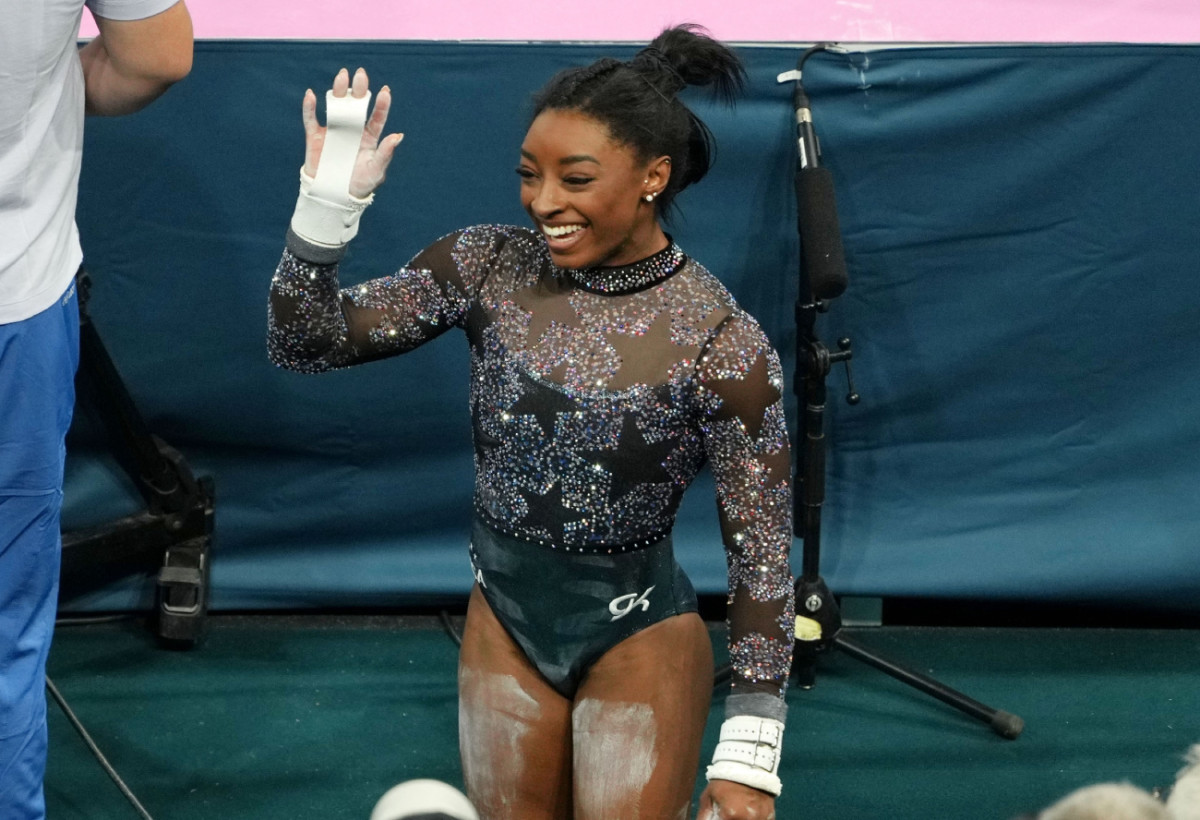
[290,89,374,249]
[705,715,785,797]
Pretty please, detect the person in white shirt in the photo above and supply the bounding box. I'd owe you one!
[0,3,192,817]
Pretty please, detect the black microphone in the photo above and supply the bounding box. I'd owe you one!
[781,59,849,301]
[796,167,848,301]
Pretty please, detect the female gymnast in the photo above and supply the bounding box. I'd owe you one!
[268,25,795,820]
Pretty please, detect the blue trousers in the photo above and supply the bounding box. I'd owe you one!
[0,282,79,820]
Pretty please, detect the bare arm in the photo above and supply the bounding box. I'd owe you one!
[79,1,193,116]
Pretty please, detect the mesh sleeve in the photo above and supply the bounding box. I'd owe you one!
[267,227,503,373]
[697,313,796,701]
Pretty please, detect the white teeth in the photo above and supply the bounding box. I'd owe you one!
[542,224,584,238]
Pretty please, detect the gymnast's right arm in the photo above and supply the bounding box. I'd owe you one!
[268,68,481,373]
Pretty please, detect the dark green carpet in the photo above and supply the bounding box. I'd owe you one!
[44,617,1200,819]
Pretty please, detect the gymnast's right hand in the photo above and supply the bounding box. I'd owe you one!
[302,67,403,199]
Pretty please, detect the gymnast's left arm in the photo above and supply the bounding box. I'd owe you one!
[695,313,796,819]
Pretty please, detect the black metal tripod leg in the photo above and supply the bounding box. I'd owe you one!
[791,642,819,689]
[834,633,1024,739]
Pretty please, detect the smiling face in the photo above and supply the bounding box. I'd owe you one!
[518,108,670,270]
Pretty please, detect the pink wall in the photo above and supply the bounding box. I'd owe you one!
[81,0,1199,42]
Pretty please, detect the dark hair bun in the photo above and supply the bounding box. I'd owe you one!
[636,24,745,103]
[530,24,745,215]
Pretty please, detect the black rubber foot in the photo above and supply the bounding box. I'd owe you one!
[991,710,1025,739]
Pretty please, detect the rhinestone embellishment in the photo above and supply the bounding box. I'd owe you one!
[561,242,687,295]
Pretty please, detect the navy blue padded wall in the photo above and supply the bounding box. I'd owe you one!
[66,42,1200,610]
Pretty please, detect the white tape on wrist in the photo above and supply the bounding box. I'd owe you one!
[292,168,373,249]
[290,90,374,249]
[705,715,785,797]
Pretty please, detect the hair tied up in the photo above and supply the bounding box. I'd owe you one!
[529,24,745,216]
[632,46,687,94]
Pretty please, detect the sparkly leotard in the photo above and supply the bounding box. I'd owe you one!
[268,224,795,701]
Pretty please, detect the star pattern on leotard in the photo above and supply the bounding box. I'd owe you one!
[487,366,685,546]
[270,224,796,698]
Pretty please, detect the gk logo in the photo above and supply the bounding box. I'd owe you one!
[609,585,655,622]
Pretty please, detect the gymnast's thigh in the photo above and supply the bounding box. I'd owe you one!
[571,612,714,820]
[458,584,573,820]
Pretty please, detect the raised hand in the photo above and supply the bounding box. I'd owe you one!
[301,67,403,199]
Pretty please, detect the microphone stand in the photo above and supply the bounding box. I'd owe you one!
[779,48,1023,738]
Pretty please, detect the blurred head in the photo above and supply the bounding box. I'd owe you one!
[369,779,479,820]
[520,24,744,269]
[1165,743,1200,820]
[1037,783,1169,820]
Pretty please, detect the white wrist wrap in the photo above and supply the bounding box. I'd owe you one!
[705,715,785,797]
[290,90,374,249]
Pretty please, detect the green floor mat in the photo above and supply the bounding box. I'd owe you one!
[44,616,1200,819]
